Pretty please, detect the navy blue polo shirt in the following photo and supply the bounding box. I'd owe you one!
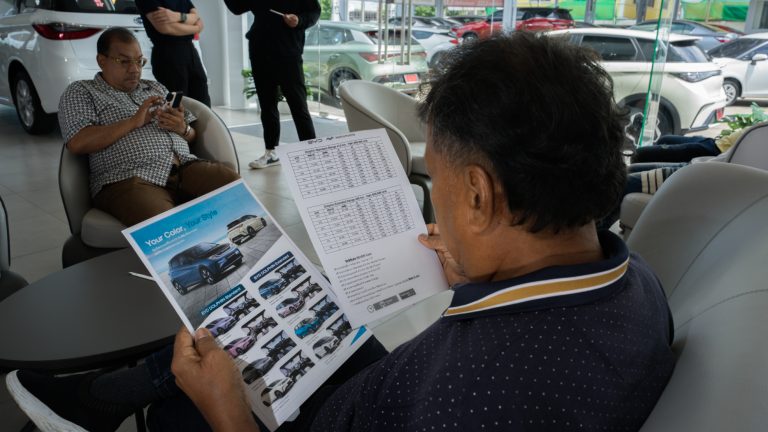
[311,231,675,431]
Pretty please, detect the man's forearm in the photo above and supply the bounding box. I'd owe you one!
[66,118,138,154]
[156,21,201,36]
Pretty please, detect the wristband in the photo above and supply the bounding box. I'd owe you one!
[180,12,187,23]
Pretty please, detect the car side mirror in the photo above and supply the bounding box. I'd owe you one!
[751,53,768,64]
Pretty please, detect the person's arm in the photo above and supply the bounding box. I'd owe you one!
[283,0,320,30]
[172,328,260,432]
[67,96,163,155]
[222,0,251,16]
[145,7,203,36]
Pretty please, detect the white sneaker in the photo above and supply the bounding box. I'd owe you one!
[249,150,281,169]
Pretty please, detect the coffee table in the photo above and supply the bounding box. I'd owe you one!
[0,248,182,372]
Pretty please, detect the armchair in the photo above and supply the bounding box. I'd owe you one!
[59,97,239,267]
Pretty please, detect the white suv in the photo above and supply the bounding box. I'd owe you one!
[549,28,726,137]
[0,0,154,134]
[226,214,267,245]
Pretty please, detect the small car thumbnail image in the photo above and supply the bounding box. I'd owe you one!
[168,242,244,295]
[309,295,340,322]
[257,277,289,300]
[276,296,305,318]
[293,313,325,339]
[280,352,315,380]
[242,356,276,384]
[261,331,297,363]
[291,277,322,300]
[224,335,257,359]
[313,335,342,359]
[328,314,353,340]
[223,292,260,321]
[260,377,294,407]
[274,258,306,286]
[204,316,238,337]
[226,214,267,245]
[242,311,278,338]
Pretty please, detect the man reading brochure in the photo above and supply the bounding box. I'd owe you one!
[7,33,674,431]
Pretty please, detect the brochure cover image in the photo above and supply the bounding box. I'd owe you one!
[125,182,280,328]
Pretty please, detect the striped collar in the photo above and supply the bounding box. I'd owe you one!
[442,231,630,321]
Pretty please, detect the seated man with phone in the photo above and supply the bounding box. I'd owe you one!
[59,27,239,227]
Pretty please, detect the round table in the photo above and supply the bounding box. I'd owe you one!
[0,249,182,372]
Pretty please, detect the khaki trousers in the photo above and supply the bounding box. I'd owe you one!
[94,160,240,227]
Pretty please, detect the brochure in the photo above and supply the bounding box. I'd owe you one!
[122,129,448,430]
[275,129,448,327]
[123,181,371,431]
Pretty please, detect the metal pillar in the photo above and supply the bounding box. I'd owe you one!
[584,0,596,24]
[502,0,517,33]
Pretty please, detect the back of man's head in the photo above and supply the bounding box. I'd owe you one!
[419,32,626,233]
[96,27,138,55]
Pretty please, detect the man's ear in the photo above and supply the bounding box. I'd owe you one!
[96,53,105,69]
[463,164,496,232]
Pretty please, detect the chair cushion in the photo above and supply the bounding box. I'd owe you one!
[410,141,427,176]
[620,192,653,230]
[81,209,128,248]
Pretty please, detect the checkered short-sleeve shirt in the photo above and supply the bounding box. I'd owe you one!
[58,74,198,197]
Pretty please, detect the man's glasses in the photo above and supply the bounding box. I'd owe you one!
[105,56,148,68]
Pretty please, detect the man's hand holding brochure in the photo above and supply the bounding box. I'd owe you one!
[122,129,448,430]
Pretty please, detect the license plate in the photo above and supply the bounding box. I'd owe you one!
[716,108,724,121]
[404,74,419,84]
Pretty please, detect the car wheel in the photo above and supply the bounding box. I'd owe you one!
[12,70,56,135]
[200,267,216,285]
[247,226,257,236]
[236,348,243,355]
[430,51,447,72]
[462,33,478,42]
[275,390,284,399]
[657,109,674,138]
[329,68,359,104]
[261,218,267,227]
[723,79,740,106]
[173,281,186,295]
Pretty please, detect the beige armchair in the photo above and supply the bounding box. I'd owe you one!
[338,81,434,223]
[59,97,239,267]
[627,162,768,431]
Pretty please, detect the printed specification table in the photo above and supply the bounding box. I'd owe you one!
[287,137,397,199]
[309,187,415,253]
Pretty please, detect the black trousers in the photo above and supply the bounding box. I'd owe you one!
[249,50,316,150]
[151,41,211,107]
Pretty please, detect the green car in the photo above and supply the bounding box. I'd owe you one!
[303,21,429,102]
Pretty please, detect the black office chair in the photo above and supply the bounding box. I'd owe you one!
[0,195,28,301]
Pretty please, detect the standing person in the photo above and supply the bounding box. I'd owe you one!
[136,0,211,107]
[224,0,319,169]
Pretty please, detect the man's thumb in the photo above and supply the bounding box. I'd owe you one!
[194,328,219,355]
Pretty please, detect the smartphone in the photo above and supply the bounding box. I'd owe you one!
[163,91,183,110]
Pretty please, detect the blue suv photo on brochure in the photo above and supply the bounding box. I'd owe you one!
[123,181,281,328]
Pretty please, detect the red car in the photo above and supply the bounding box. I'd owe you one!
[452,8,574,42]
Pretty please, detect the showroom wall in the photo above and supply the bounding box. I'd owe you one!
[193,2,250,108]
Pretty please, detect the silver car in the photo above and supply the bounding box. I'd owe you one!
[303,21,429,102]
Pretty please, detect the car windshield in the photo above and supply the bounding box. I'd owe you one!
[708,38,765,58]
[365,30,419,46]
[283,298,298,305]
[49,0,139,13]
[186,243,219,258]
[637,39,708,62]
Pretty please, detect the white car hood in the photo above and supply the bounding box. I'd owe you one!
[711,57,739,67]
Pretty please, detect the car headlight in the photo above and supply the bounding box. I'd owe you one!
[672,70,721,82]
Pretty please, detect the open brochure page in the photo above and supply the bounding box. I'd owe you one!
[122,180,371,431]
[275,129,448,328]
